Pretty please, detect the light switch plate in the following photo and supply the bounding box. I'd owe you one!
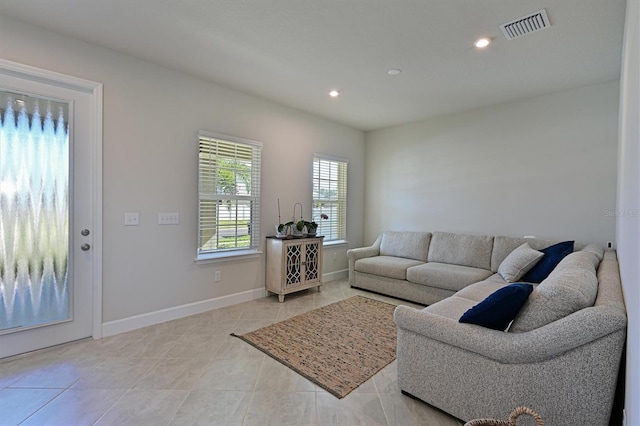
[158,212,179,225]
[124,212,139,226]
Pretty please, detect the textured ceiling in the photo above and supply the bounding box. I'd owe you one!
[0,0,627,131]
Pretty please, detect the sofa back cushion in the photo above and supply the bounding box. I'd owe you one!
[509,251,600,333]
[580,243,604,261]
[427,232,494,270]
[491,236,565,272]
[379,231,431,262]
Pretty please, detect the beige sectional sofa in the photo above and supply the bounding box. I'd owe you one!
[347,231,627,425]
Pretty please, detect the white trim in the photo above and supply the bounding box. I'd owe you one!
[0,59,102,93]
[101,288,266,337]
[323,269,348,282]
[196,249,262,264]
[91,84,103,340]
[313,152,350,164]
[198,130,263,148]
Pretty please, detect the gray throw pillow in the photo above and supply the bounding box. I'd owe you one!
[498,243,543,282]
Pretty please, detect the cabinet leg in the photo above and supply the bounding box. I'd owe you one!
[317,285,322,292]
[278,294,285,303]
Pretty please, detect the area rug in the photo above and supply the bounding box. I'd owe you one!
[231,295,397,398]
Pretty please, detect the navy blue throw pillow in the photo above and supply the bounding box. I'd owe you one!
[459,283,534,331]
[522,240,574,283]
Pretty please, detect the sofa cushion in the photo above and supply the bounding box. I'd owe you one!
[580,243,604,261]
[354,256,424,280]
[379,231,431,262]
[498,243,543,282]
[455,275,511,303]
[407,262,494,292]
[521,240,575,283]
[427,232,494,270]
[459,283,534,331]
[510,251,599,333]
[422,295,478,321]
[491,236,563,272]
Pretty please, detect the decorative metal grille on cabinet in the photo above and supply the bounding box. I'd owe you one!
[286,244,302,286]
[305,243,319,281]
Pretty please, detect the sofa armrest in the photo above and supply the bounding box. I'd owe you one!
[394,304,626,364]
[346,236,382,286]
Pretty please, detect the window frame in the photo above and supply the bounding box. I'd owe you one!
[197,130,262,260]
[312,154,348,244]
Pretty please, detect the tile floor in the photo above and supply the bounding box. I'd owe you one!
[0,280,465,426]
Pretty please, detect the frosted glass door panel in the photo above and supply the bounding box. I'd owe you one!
[0,91,70,333]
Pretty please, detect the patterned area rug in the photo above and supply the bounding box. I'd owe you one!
[232,295,397,398]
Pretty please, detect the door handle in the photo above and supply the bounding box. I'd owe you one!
[81,243,91,251]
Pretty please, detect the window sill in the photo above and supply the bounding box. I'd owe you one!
[323,239,349,247]
[195,249,262,264]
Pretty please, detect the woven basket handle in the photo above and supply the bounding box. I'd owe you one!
[508,406,544,426]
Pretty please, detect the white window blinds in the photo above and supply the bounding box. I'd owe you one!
[312,155,348,242]
[198,131,262,257]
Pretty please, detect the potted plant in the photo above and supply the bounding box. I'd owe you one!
[302,213,328,236]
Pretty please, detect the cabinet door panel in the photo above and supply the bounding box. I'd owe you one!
[305,241,320,282]
[285,243,302,286]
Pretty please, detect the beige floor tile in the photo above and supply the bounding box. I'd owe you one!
[237,305,282,320]
[20,388,125,426]
[379,393,462,426]
[59,332,144,358]
[137,316,199,336]
[243,391,317,426]
[169,390,252,426]
[276,303,315,321]
[94,389,189,426]
[118,333,182,358]
[0,388,62,426]
[317,391,388,426]
[164,334,224,359]
[9,355,105,389]
[214,335,266,360]
[134,357,209,390]
[231,318,277,335]
[372,361,401,394]
[192,357,263,391]
[254,356,316,392]
[71,357,159,389]
[0,353,60,388]
[184,318,237,336]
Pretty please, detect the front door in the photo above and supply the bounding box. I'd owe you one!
[0,60,102,359]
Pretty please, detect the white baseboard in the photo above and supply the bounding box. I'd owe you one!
[323,269,348,282]
[101,287,266,337]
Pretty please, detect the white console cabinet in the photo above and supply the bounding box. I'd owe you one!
[266,236,323,302]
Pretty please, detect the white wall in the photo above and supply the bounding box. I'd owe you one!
[0,17,365,324]
[364,81,619,247]
[617,1,640,425]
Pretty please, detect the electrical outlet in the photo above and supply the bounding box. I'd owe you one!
[607,241,613,249]
[158,212,179,225]
[214,270,222,282]
[332,252,337,263]
[124,212,139,226]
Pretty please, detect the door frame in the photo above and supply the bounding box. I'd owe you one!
[0,59,103,341]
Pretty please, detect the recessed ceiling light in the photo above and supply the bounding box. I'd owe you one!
[387,69,402,76]
[329,90,340,97]
[474,37,492,48]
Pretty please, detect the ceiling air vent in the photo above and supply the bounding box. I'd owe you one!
[500,9,551,41]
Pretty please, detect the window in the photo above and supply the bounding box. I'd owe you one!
[198,131,262,258]
[312,155,348,242]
